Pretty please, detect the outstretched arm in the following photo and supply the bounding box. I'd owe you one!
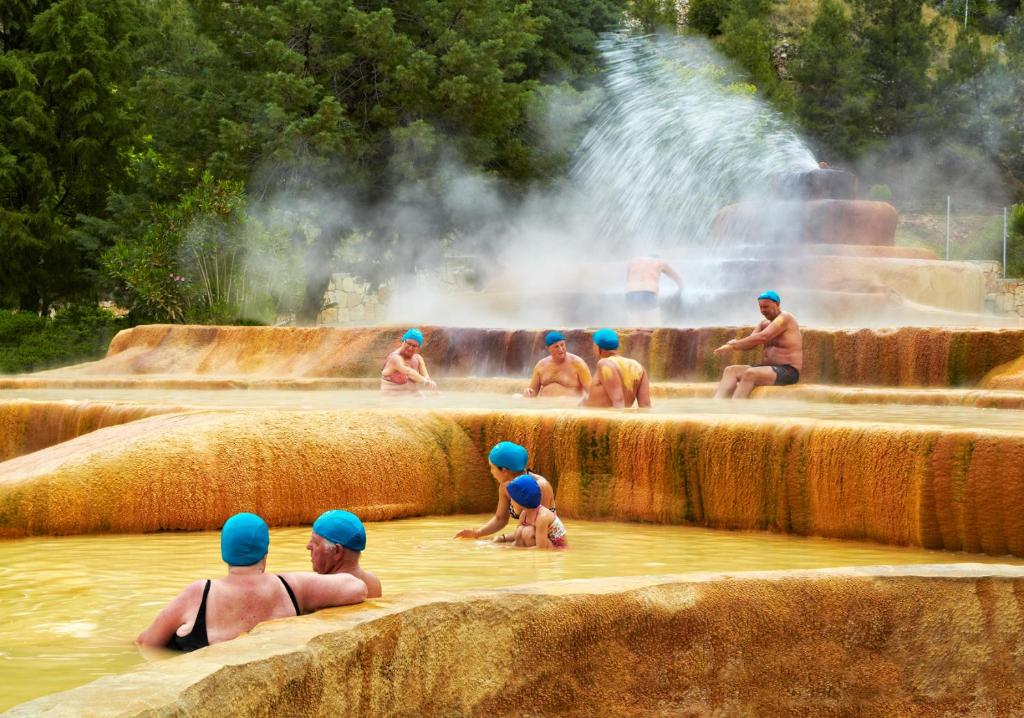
[662,262,682,290]
[282,572,368,613]
[455,491,511,538]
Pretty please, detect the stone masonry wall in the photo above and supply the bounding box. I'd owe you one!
[317,274,390,325]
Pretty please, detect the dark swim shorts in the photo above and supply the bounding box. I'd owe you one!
[625,291,658,310]
[757,363,800,386]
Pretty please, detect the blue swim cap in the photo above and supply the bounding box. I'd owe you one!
[757,290,781,304]
[506,474,542,509]
[402,328,424,345]
[488,441,528,472]
[221,513,270,566]
[312,509,366,552]
[593,328,619,350]
[545,331,565,347]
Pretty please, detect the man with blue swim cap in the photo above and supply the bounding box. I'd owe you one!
[582,328,651,408]
[523,330,592,399]
[307,510,382,598]
[712,290,803,398]
[381,327,437,393]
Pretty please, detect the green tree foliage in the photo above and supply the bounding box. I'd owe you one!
[719,7,795,113]
[0,0,140,313]
[1007,204,1024,278]
[627,0,678,30]
[851,0,941,141]
[0,305,128,373]
[687,0,733,37]
[791,0,871,160]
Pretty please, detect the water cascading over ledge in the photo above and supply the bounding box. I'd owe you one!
[3,408,1023,556]
[7,567,1024,717]
[33,324,1024,387]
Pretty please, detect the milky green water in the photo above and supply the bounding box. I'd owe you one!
[5,388,1024,432]
[2,515,1022,711]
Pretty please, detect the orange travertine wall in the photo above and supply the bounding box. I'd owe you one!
[0,409,493,537]
[0,401,183,462]
[9,569,1024,717]
[981,353,1024,390]
[3,408,1023,556]
[41,324,1024,387]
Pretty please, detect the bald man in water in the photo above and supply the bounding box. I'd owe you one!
[712,290,803,399]
[523,331,592,398]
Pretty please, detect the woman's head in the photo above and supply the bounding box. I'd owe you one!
[506,474,542,511]
[488,441,527,482]
[221,512,270,567]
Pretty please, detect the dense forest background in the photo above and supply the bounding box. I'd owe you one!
[2,0,1023,369]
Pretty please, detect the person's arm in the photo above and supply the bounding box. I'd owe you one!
[534,512,553,549]
[713,319,780,355]
[574,357,593,392]
[282,572,368,613]
[454,491,511,538]
[417,356,437,388]
[524,363,543,397]
[636,370,652,408]
[391,355,430,384]
[136,581,204,647]
[661,262,682,290]
[598,359,626,408]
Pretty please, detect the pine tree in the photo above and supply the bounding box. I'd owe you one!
[792,0,871,160]
[0,0,140,312]
[850,0,941,141]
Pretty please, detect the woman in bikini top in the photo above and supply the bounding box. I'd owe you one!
[454,442,556,542]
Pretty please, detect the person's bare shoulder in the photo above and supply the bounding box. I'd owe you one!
[569,353,588,367]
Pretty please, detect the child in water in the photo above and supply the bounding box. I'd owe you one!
[506,474,568,549]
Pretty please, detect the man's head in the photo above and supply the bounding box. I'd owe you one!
[308,510,366,574]
[399,328,423,359]
[757,291,781,320]
[221,512,270,568]
[593,328,619,356]
[545,331,567,361]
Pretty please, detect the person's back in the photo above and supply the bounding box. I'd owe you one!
[626,257,667,293]
[192,573,300,646]
[606,355,646,404]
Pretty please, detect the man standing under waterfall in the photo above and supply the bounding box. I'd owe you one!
[712,291,802,399]
[523,331,593,398]
[625,254,682,325]
[307,510,382,598]
[581,328,651,408]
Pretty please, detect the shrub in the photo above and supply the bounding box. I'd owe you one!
[1007,203,1024,279]
[688,0,733,35]
[0,306,130,374]
[868,184,893,200]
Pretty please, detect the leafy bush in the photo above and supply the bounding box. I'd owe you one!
[687,0,734,35]
[868,184,893,200]
[0,306,130,374]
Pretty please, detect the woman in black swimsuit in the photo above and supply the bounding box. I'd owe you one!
[137,513,369,652]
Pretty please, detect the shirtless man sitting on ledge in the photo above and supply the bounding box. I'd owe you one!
[524,331,592,398]
[712,290,803,399]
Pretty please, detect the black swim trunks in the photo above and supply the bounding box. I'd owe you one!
[757,363,800,386]
[625,291,658,310]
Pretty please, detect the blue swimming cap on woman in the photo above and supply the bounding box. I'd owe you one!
[757,290,781,304]
[221,513,270,566]
[402,328,424,345]
[313,510,366,552]
[489,441,528,472]
[593,328,619,350]
[506,474,542,509]
[545,331,565,347]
